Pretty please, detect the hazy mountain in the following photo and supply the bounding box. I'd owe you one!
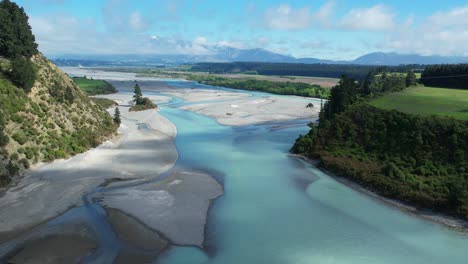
[52,49,468,67]
[352,52,468,65]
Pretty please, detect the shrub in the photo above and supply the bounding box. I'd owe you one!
[12,132,28,145]
[8,56,36,92]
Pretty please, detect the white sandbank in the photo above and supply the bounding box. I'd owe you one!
[0,95,177,233]
[180,95,321,126]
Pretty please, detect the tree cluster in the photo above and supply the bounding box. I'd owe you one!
[191,62,425,80]
[421,64,468,89]
[0,0,38,92]
[292,74,468,219]
[0,0,38,58]
[190,75,331,99]
[130,83,157,112]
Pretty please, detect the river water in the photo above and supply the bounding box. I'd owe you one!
[153,85,468,264]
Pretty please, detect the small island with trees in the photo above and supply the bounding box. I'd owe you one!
[129,83,158,112]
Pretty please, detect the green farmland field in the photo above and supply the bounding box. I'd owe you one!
[370,86,468,120]
[73,77,117,95]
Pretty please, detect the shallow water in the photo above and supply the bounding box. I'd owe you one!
[153,82,468,264]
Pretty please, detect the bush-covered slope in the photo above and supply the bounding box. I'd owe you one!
[0,0,117,186]
[0,54,117,186]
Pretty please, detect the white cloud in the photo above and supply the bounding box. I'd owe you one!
[29,15,213,55]
[129,12,149,31]
[193,36,208,45]
[429,6,468,26]
[255,37,270,47]
[339,5,395,32]
[300,40,331,49]
[382,5,468,56]
[216,40,245,49]
[263,4,313,30]
[316,1,335,26]
[262,1,335,30]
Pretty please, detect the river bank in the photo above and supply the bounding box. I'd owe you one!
[0,93,223,263]
[291,154,468,232]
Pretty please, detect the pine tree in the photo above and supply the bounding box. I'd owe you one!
[133,83,143,105]
[113,107,121,125]
[406,70,417,87]
[0,0,38,58]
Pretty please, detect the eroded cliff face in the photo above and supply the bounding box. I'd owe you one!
[0,54,117,186]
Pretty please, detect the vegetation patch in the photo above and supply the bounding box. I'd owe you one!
[421,64,468,89]
[73,76,117,95]
[91,97,117,110]
[292,73,468,220]
[129,83,157,112]
[0,0,118,186]
[189,75,330,99]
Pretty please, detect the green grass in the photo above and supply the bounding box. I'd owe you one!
[73,77,117,95]
[370,86,468,120]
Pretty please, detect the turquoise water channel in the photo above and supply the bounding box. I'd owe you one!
[143,81,468,264]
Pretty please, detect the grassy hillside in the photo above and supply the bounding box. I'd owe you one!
[72,76,117,95]
[0,54,117,186]
[370,86,468,120]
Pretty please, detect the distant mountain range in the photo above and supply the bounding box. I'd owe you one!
[52,48,468,67]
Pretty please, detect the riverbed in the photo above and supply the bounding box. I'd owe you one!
[1,69,468,263]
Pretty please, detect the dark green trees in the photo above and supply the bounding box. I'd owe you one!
[0,0,38,92]
[133,83,143,105]
[421,64,468,89]
[320,75,360,121]
[0,114,8,147]
[291,73,468,219]
[113,107,121,125]
[8,56,36,92]
[0,0,38,58]
[406,70,417,87]
[130,83,157,112]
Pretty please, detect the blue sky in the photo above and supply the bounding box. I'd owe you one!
[15,0,468,60]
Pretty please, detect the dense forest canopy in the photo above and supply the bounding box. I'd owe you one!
[292,72,468,219]
[0,0,38,58]
[421,64,468,89]
[0,0,38,92]
[191,62,424,80]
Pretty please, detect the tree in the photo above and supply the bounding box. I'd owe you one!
[6,160,18,176]
[0,127,8,147]
[8,56,36,92]
[133,83,143,105]
[0,0,38,58]
[113,107,121,125]
[406,70,417,87]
